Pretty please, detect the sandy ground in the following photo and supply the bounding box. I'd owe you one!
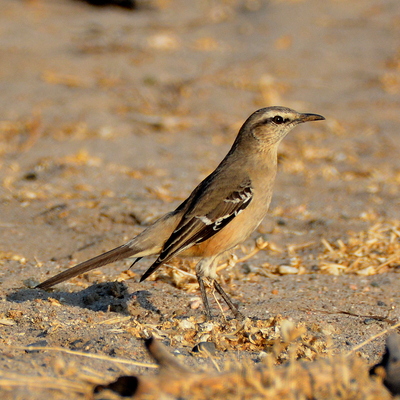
[0,0,400,398]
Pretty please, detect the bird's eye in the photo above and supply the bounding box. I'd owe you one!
[272,116,284,124]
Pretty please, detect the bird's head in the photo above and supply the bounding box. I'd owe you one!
[240,106,325,147]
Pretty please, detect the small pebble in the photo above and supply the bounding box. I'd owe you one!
[25,340,48,353]
[278,265,299,275]
[241,263,251,274]
[192,341,216,355]
[178,319,195,330]
[258,351,268,360]
[189,297,202,310]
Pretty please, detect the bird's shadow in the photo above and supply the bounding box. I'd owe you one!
[7,282,160,315]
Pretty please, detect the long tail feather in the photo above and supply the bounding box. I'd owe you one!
[139,259,164,282]
[36,244,137,290]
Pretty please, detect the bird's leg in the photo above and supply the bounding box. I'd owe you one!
[196,272,212,319]
[196,257,220,319]
[210,284,228,322]
[195,256,244,320]
[213,280,244,320]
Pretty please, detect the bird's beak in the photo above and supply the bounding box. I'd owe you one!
[298,113,325,123]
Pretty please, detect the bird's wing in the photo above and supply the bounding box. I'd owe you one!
[140,176,253,281]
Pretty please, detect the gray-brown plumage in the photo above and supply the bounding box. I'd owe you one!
[36,106,325,319]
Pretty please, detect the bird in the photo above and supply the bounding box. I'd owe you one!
[36,106,325,319]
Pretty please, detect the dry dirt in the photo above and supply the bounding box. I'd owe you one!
[0,0,399,398]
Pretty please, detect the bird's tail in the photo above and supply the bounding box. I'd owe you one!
[36,244,138,290]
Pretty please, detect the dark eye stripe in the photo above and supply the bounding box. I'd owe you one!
[272,115,291,124]
[252,116,290,130]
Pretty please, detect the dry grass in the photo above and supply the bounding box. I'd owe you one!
[124,316,326,360]
[94,334,394,400]
[319,221,400,276]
